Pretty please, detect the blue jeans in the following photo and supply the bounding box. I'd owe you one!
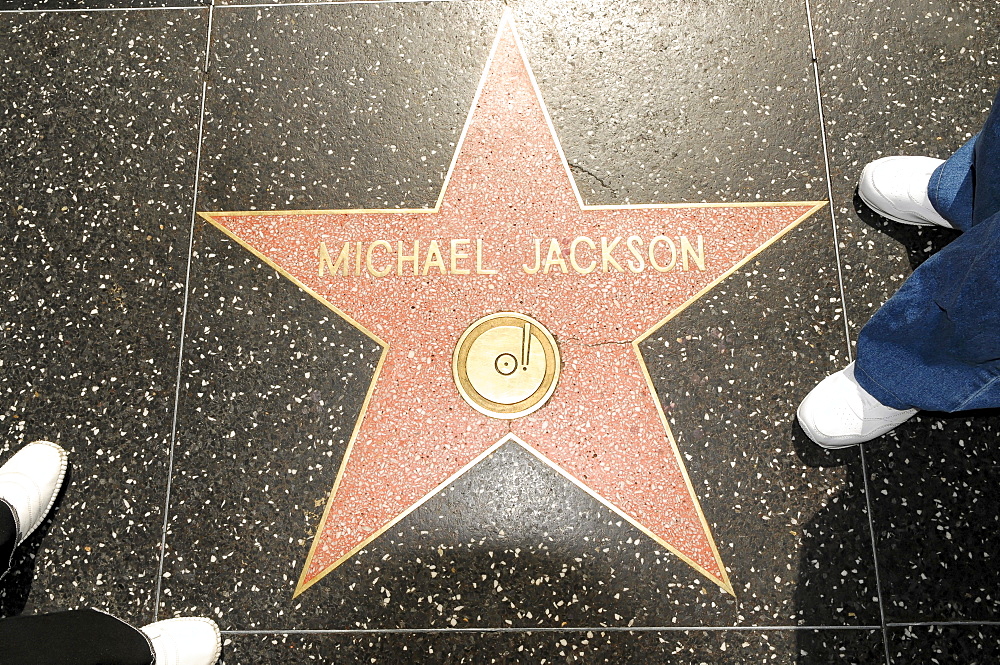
[854,88,1000,412]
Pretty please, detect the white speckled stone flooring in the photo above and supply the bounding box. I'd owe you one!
[0,1,998,663]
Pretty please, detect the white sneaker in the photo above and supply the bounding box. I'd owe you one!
[0,440,68,545]
[858,155,953,228]
[141,617,222,665]
[797,362,918,448]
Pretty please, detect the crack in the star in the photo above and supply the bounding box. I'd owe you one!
[560,336,633,347]
[568,162,614,194]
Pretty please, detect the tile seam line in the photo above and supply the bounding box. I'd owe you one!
[804,2,888,664]
[0,5,205,13]
[886,621,1000,628]
[218,0,480,7]
[0,0,476,12]
[221,625,883,635]
[153,2,214,622]
[859,445,891,664]
[803,0,853,363]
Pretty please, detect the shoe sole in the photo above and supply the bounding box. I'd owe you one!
[18,440,69,544]
[857,187,937,227]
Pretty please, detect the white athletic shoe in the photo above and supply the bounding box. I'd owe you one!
[797,362,918,448]
[141,617,222,665]
[858,155,953,228]
[0,440,68,545]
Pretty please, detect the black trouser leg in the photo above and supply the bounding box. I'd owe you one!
[0,499,15,577]
[0,608,155,665]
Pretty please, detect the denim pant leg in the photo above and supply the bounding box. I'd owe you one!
[928,87,1000,230]
[854,87,1000,411]
[927,134,976,230]
[855,208,1000,411]
[0,609,155,665]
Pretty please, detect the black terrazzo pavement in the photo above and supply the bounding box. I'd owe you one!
[0,0,997,663]
[0,9,207,622]
[887,624,1000,665]
[508,0,826,206]
[640,211,876,631]
[219,628,886,664]
[197,4,500,213]
[0,0,206,11]
[811,0,1000,630]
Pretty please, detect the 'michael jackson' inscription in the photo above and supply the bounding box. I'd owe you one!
[316,235,706,278]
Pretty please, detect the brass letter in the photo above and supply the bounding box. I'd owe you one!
[523,239,542,275]
[317,242,333,277]
[680,235,706,271]
[450,239,471,275]
[543,238,568,274]
[318,241,351,277]
[601,236,624,272]
[476,239,499,275]
[354,241,363,276]
[648,236,677,272]
[397,240,420,276]
[570,236,597,274]
[625,235,645,273]
[423,240,447,275]
[366,240,393,277]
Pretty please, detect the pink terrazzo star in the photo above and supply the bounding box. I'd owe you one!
[201,12,824,598]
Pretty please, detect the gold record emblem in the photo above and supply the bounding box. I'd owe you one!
[453,312,560,419]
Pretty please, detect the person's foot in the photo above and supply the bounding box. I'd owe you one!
[0,441,68,545]
[797,362,918,448]
[858,155,953,228]
[141,617,222,665]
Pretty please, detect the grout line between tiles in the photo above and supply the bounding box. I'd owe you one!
[859,445,892,665]
[0,4,208,13]
[220,625,884,636]
[886,621,1000,628]
[803,1,853,363]
[803,2,890,665]
[0,0,478,14]
[218,0,476,8]
[153,2,214,622]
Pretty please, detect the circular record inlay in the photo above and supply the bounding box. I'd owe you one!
[453,312,560,419]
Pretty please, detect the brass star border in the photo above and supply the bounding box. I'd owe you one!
[199,11,826,599]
